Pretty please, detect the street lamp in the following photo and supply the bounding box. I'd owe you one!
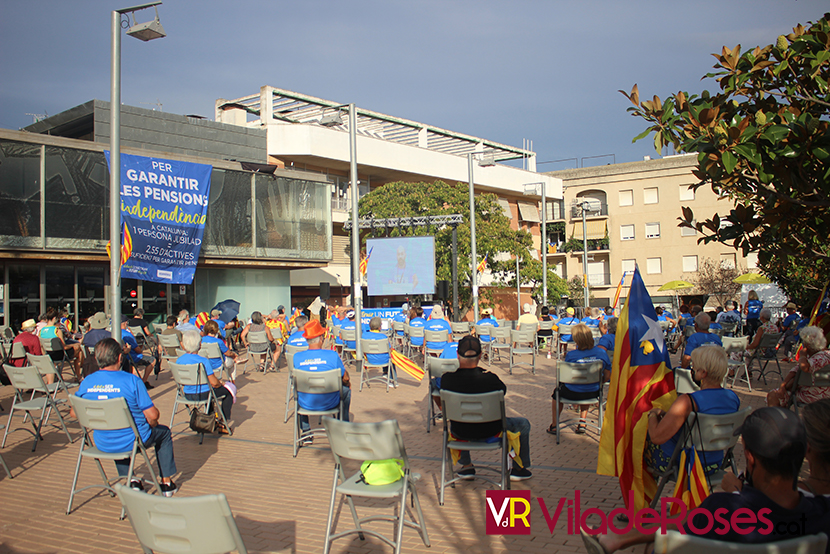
[523,182,548,307]
[110,2,165,341]
[468,152,494,322]
[577,200,591,312]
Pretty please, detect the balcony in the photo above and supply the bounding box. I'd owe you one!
[588,273,613,287]
[571,201,608,219]
[555,237,610,254]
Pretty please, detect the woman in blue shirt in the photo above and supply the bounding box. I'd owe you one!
[744,289,764,338]
[177,326,234,434]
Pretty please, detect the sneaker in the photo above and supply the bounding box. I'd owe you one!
[160,481,178,497]
[129,478,144,492]
[510,467,533,481]
[143,381,154,390]
[456,466,476,480]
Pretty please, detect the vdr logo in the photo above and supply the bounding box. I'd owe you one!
[485,490,531,535]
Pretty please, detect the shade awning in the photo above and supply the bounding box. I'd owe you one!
[571,220,607,240]
[517,202,540,222]
[497,198,512,218]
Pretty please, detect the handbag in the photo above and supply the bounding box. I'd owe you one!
[188,363,216,434]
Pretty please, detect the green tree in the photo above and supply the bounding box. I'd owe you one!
[567,276,596,307]
[620,13,830,300]
[358,180,532,316]
[693,257,743,308]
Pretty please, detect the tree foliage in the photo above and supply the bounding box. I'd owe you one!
[693,257,743,308]
[357,180,534,315]
[621,13,830,296]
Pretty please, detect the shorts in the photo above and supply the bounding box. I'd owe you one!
[552,383,598,401]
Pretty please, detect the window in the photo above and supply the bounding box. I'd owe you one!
[679,185,695,201]
[647,257,662,274]
[746,252,758,270]
[645,222,660,239]
[720,253,736,269]
[681,223,697,237]
[619,189,633,207]
[620,224,635,241]
[682,255,698,272]
[644,187,659,205]
[622,259,636,273]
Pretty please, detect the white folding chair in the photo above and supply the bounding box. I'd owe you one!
[473,323,492,346]
[115,484,248,554]
[509,329,537,375]
[392,321,406,351]
[158,333,182,367]
[360,338,394,392]
[26,352,78,425]
[674,367,700,394]
[723,335,751,391]
[487,326,511,363]
[423,329,449,359]
[450,321,470,341]
[426,357,459,433]
[198,341,227,380]
[650,407,751,508]
[747,332,784,384]
[538,320,555,356]
[245,330,272,373]
[2,363,73,451]
[653,530,826,554]
[0,424,13,478]
[556,324,574,358]
[553,361,604,444]
[168,362,232,444]
[339,328,357,364]
[39,336,71,380]
[322,417,429,554]
[67,396,162,518]
[792,365,830,414]
[406,325,425,359]
[438,390,509,505]
[283,343,308,423]
[293,368,343,457]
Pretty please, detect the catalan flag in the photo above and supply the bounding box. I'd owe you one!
[612,271,628,311]
[195,311,210,329]
[105,222,133,267]
[289,307,302,327]
[390,349,424,381]
[796,281,830,360]
[359,247,373,278]
[670,449,710,514]
[476,254,488,274]
[597,267,676,511]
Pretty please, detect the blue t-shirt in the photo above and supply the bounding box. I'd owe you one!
[475,318,498,343]
[425,319,451,350]
[557,316,581,342]
[75,369,153,452]
[122,329,142,362]
[781,313,800,330]
[287,330,309,348]
[660,388,740,466]
[598,333,615,353]
[200,335,228,372]
[293,349,345,411]
[176,352,212,394]
[563,346,611,392]
[709,321,723,330]
[439,342,459,359]
[663,310,674,319]
[83,328,111,348]
[392,312,407,335]
[340,319,356,348]
[746,299,763,320]
[362,330,389,366]
[684,332,723,357]
[408,317,427,346]
[717,310,741,324]
[581,317,599,327]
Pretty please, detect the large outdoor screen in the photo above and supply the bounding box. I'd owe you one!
[366,236,435,297]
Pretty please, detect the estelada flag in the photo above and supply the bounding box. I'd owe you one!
[359,247,373,278]
[105,222,133,267]
[597,266,676,510]
[670,449,710,514]
[390,349,424,381]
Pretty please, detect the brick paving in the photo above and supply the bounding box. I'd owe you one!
[0,347,783,553]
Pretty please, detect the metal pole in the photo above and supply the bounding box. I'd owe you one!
[349,104,363,371]
[109,9,122,343]
[541,181,547,307]
[468,153,479,321]
[452,224,458,322]
[582,202,589,312]
[516,254,520,318]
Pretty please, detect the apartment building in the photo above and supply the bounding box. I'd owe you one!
[545,154,754,307]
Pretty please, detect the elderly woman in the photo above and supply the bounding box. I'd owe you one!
[645,344,740,474]
[767,326,830,408]
[597,317,618,355]
[548,323,611,435]
[176,330,234,435]
[240,311,276,371]
[744,307,778,357]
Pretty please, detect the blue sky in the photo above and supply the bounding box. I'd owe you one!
[1,1,825,168]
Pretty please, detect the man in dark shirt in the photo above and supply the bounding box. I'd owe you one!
[440,335,532,481]
[584,407,830,553]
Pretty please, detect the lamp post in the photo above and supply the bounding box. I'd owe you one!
[580,200,590,312]
[468,153,479,322]
[347,104,363,374]
[523,181,548,307]
[109,2,165,341]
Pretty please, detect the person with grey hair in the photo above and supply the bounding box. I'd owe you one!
[768,326,830,408]
[176,309,198,333]
[240,311,276,371]
[363,316,393,381]
[744,307,778,358]
[680,312,722,368]
[286,315,309,348]
[176,330,234,435]
[597,317,618,355]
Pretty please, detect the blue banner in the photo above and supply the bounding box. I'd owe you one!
[105,152,212,284]
[359,307,432,326]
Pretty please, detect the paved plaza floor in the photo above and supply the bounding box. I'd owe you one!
[0,346,782,553]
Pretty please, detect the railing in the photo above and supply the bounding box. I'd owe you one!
[588,273,612,286]
[571,202,608,219]
[332,195,350,211]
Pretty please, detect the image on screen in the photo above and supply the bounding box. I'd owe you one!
[366,236,436,297]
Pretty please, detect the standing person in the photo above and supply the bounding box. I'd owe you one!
[745,289,764,337]
[293,320,351,444]
[177,330,233,435]
[440,335,532,481]
[73,338,178,495]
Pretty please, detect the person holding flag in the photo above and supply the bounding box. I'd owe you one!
[597,266,677,511]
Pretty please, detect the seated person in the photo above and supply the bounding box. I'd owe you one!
[716,300,742,326]
[130,308,157,351]
[538,306,555,344]
[339,310,357,351]
[768,326,830,408]
[597,317,617,355]
[240,311,276,370]
[407,306,427,349]
[201,319,238,383]
[549,323,611,435]
[10,319,45,377]
[580,307,601,327]
[428,303,448,322]
[680,312,723,368]
[517,303,538,330]
[424,307,451,353]
[707,310,723,330]
[556,307,582,354]
[440,335,532,481]
[744,307,779,358]
[655,306,676,329]
[586,406,830,553]
[40,311,83,382]
[159,315,184,358]
[439,341,459,359]
[176,330,233,435]
[293,320,351,441]
[392,303,408,336]
[73,338,177,496]
[286,315,310,348]
[121,316,156,388]
[645,344,739,474]
[779,302,802,359]
[175,310,198,333]
[474,308,498,343]
[362,316,393,379]
[82,312,111,351]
